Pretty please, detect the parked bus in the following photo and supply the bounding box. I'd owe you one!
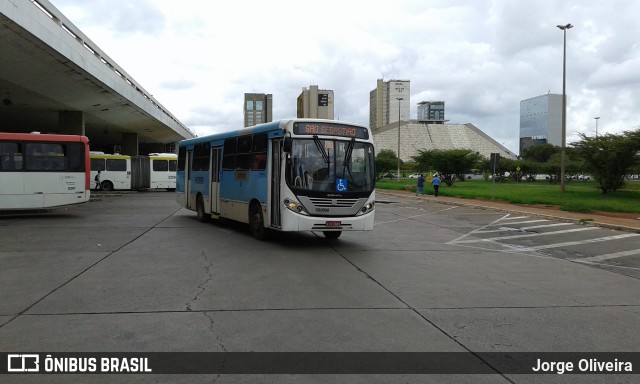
[147,153,178,190]
[176,119,376,240]
[90,152,177,191]
[0,132,90,210]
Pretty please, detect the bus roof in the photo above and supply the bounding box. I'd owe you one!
[90,153,130,160]
[0,132,89,143]
[178,119,370,148]
[179,120,285,147]
[148,153,177,157]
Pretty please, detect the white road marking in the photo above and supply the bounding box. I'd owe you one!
[572,245,640,262]
[447,213,511,243]
[475,222,573,234]
[488,219,549,226]
[450,242,640,271]
[499,216,530,220]
[375,206,458,226]
[519,233,640,252]
[519,222,574,230]
[452,227,598,244]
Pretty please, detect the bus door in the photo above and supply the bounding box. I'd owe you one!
[270,139,282,228]
[210,147,222,214]
[185,149,193,209]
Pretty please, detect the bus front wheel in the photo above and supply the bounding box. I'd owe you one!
[249,204,267,240]
[323,231,342,239]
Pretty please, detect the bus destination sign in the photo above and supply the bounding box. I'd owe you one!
[293,123,369,140]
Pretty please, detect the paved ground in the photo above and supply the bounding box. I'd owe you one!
[1,190,639,383]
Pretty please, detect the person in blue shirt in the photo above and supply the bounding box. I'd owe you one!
[416,175,425,195]
[432,174,441,196]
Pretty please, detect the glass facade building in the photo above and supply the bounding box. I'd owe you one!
[417,101,445,123]
[519,94,563,154]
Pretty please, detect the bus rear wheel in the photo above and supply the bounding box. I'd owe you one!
[196,195,209,223]
[100,180,113,191]
[249,204,267,240]
[323,231,342,239]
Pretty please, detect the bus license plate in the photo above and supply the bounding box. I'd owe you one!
[326,221,341,227]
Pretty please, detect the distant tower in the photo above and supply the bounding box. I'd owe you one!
[519,94,563,154]
[369,79,410,129]
[244,93,273,127]
[297,85,334,119]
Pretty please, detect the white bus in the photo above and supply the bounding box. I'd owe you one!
[90,152,177,191]
[0,132,90,210]
[90,152,131,191]
[148,153,178,190]
[176,119,376,240]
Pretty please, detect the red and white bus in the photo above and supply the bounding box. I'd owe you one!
[0,132,91,210]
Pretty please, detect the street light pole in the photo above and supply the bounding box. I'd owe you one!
[557,23,573,193]
[396,97,403,181]
[594,116,600,138]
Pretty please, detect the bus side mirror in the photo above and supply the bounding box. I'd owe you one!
[283,137,292,153]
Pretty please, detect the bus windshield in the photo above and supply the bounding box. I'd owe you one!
[286,138,375,193]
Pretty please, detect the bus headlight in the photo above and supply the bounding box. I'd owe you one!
[283,198,308,215]
[358,201,375,215]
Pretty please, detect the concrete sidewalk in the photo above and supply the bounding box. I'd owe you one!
[378,189,640,233]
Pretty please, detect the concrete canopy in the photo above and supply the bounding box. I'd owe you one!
[0,0,195,149]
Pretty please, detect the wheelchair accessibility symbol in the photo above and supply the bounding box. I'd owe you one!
[335,178,348,192]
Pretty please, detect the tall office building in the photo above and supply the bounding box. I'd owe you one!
[369,79,410,129]
[296,85,334,119]
[417,101,445,123]
[244,93,273,127]
[519,94,563,154]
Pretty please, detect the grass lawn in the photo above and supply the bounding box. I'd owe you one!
[376,179,640,214]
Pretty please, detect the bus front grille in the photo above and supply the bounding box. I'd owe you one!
[308,198,358,208]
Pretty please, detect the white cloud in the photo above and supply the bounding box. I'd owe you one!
[49,0,640,154]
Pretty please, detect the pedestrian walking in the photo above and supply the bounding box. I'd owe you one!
[94,170,101,190]
[432,174,441,196]
[416,175,425,195]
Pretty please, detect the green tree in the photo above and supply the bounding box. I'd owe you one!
[477,157,517,182]
[517,159,541,182]
[571,130,640,194]
[412,149,482,186]
[375,149,400,180]
[539,157,560,183]
[521,143,559,163]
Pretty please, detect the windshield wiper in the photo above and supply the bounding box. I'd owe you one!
[342,138,355,179]
[313,135,330,164]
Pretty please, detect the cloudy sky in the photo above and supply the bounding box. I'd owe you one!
[49,0,640,154]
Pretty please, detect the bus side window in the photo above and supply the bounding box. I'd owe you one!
[251,153,266,171]
[25,143,65,171]
[91,158,106,171]
[222,138,236,170]
[193,143,210,171]
[153,160,169,172]
[67,143,85,172]
[106,159,127,171]
[0,142,22,171]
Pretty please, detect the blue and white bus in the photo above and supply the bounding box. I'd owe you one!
[176,119,376,240]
